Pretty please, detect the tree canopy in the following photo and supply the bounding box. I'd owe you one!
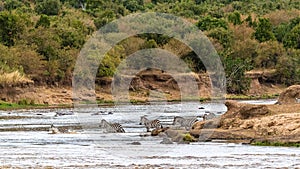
[0,0,299,94]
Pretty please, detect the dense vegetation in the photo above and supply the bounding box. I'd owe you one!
[0,0,299,94]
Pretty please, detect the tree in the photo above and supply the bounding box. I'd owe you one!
[35,14,51,28]
[197,16,228,31]
[274,49,300,85]
[93,10,116,29]
[123,0,144,12]
[35,0,62,16]
[255,41,285,69]
[254,18,275,42]
[4,0,23,10]
[208,28,233,48]
[228,11,242,25]
[283,23,300,49]
[0,11,24,46]
[224,56,251,94]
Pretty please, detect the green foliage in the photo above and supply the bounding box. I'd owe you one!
[274,23,289,42]
[197,16,228,31]
[123,0,144,12]
[94,10,116,29]
[4,0,24,10]
[273,49,300,85]
[274,17,300,43]
[255,41,284,69]
[181,51,206,73]
[227,11,242,25]
[208,28,233,48]
[0,0,299,91]
[0,11,24,46]
[283,23,300,49]
[224,56,252,94]
[254,18,275,42]
[252,141,300,147]
[35,0,62,15]
[245,15,255,27]
[35,14,51,28]
[97,54,120,77]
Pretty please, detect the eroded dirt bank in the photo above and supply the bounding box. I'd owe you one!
[0,71,212,105]
[0,69,285,106]
[190,85,300,144]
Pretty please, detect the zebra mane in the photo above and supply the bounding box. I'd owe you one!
[174,116,184,119]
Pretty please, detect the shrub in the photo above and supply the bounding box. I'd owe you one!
[35,0,62,16]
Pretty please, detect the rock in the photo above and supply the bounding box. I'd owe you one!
[171,134,184,142]
[160,138,173,144]
[129,142,141,145]
[191,119,220,131]
[151,127,169,136]
[277,85,300,104]
[164,129,182,138]
[239,104,270,119]
[223,100,270,120]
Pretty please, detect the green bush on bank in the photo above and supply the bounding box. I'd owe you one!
[0,0,299,95]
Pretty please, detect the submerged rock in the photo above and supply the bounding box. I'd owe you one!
[160,138,173,144]
[129,141,141,145]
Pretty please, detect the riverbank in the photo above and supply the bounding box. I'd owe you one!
[190,101,300,147]
[0,69,287,109]
[0,85,283,110]
[189,85,300,146]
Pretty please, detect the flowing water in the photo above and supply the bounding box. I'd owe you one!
[0,101,299,168]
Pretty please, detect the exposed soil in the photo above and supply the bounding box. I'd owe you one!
[0,69,285,106]
[190,99,300,144]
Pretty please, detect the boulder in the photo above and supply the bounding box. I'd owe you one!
[222,100,270,120]
[160,138,173,144]
[151,127,169,136]
[277,85,300,104]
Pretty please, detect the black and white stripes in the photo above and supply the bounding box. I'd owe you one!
[172,116,198,130]
[203,112,217,121]
[139,116,162,132]
[99,119,125,133]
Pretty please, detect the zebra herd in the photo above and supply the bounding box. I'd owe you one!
[99,112,218,133]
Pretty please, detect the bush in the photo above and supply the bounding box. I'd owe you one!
[197,15,228,31]
[224,56,251,94]
[35,0,62,16]
[35,14,51,28]
[283,24,300,49]
[0,11,24,46]
[254,18,275,42]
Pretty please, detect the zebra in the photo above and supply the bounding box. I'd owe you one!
[139,116,162,132]
[99,119,125,133]
[49,124,60,134]
[49,124,74,134]
[172,116,198,130]
[203,112,217,121]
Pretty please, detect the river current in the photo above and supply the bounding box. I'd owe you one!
[0,101,299,168]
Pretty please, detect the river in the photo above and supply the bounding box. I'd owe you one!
[0,101,299,168]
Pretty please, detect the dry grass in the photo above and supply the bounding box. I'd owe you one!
[264,9,300,26]
[0,70,33,86]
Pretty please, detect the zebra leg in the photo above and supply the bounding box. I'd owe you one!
[146,127,150,132]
